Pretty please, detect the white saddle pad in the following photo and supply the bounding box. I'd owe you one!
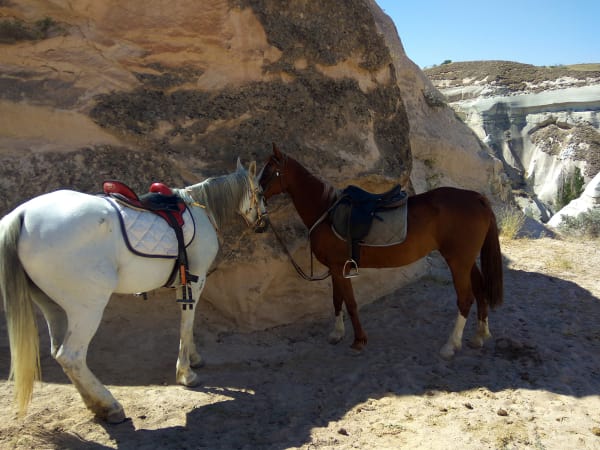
[105,197,195,258]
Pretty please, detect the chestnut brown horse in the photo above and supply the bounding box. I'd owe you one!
[259,144,503,358]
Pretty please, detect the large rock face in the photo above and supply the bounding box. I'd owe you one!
[426,61,600,222]
[0,1,502,329]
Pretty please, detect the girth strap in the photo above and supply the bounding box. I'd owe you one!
[160,210,199,310]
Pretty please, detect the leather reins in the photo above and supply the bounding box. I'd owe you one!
[263,154,331,281]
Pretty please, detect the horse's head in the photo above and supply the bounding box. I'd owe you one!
[258,143,288,200]
[237,158,268,233]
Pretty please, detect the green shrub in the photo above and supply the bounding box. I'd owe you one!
[556,167,585,210]
[558,209,600,238]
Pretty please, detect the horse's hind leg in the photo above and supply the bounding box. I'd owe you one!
[176,277,205,387]
[469,264,492,348]
[30,285,67,357]
[56,297,125,423]
[440,260,475,359]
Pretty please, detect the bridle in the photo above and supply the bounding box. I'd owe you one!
[245,173,268,231]
[262,153,330,281]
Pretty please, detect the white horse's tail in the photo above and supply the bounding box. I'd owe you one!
[0,210,41,416]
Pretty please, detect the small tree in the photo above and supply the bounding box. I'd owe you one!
[556,167,585,210]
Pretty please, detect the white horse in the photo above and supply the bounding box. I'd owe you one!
[0,158,267,423]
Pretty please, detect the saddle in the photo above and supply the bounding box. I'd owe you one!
[330,184,407,277]
[102,180,198,309]
[103,181,186,226]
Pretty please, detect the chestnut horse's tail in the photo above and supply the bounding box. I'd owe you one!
[480,208,504,308]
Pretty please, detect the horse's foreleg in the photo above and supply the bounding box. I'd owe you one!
[440,313,467,359]
[332,272,367,351]
[57,300,125,423]
[176,277,205,387]
[328,276,345,344]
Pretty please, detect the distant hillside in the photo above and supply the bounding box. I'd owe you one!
[425,61,600,94]
[424,60,600,225]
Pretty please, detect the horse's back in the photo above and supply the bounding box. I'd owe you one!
[411,187,491,220]
[16,190,122,300]
[19,190,114,252]
[413,187,494,249]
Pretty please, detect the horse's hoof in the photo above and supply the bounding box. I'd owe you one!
[105,407,127,424]
[177,370,202,387]
[439,344,455,360]
[328,334,343,345]
[350,340,366,351]
[469,330,492,349]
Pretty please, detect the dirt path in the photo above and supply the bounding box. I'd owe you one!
[1,236,599,449]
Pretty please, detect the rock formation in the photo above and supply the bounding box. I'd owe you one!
[547,171,600,228]
[0,1,502,329]
[426,61,600,224]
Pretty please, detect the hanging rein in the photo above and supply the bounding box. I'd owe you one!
[262,154,332,281]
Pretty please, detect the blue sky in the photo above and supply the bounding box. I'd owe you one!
[375,0,600,68]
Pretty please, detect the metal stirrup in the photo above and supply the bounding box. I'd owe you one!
[343,259,359,278]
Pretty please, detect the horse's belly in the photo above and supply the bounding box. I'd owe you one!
[113,255,175,293]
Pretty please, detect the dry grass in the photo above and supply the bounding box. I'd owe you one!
[496,206,526,240]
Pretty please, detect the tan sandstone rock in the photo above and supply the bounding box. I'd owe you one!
[0,0,502,329]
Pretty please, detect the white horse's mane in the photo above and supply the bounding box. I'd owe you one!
[178,169,251,231]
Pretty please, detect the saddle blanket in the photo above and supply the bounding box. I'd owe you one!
[331,202,408,247]
[105,197,195,258]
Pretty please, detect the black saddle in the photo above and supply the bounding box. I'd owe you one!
[330,184,407,277]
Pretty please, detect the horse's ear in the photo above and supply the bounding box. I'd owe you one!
[236,156,243,171]
[248,161,257,178]
[272,142,282,159]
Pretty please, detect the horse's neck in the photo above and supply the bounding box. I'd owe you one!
[287,159,336,229]
[179,174,240,232]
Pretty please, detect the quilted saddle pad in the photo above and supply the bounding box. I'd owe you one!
[105,197,195,258]
[331,202,408,247]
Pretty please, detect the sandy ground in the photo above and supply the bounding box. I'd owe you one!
[1,236,599,449]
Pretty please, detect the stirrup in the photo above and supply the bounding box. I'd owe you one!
[343,259,359,278]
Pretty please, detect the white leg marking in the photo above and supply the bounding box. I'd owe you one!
[440,313,467,359]
[470,318,492,348]
[328,311,345,344]
[176,279,204,386]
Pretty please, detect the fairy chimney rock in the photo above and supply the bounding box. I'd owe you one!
[0,0,502,329]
